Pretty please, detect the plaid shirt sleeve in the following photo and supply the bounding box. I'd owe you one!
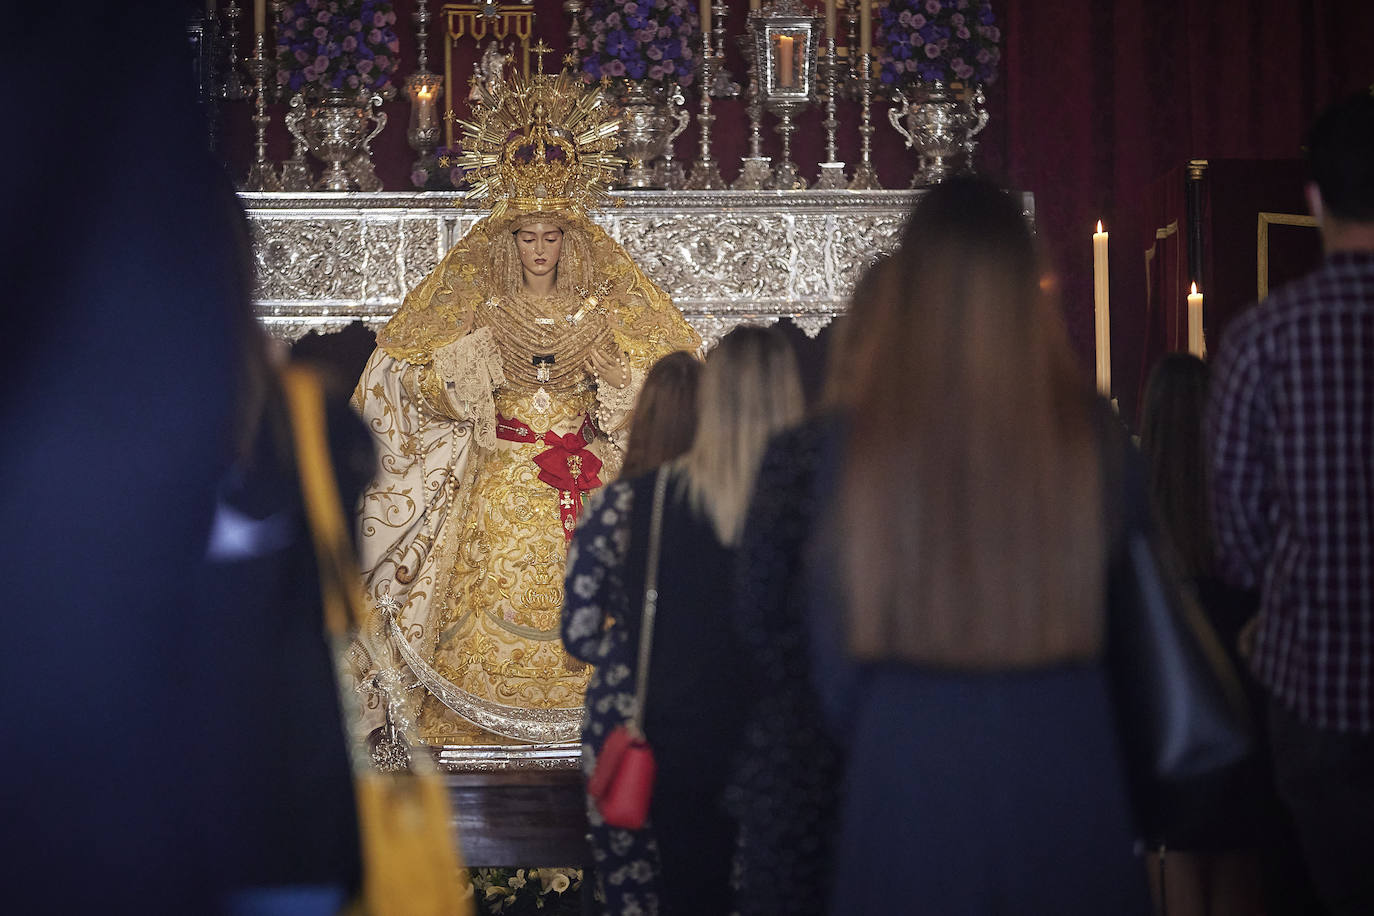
[1206,314,1274,591]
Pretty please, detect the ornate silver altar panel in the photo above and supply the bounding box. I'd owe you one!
[243,189,1033,345]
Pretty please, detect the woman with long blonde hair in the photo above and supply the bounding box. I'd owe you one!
[562,326,804,916]
[731,178,1151,915]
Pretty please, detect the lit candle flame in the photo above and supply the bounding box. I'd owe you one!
[1190,281,1198,295]
[1096,220,1104,234]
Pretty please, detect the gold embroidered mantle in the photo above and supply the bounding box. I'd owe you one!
[354,232,698,746]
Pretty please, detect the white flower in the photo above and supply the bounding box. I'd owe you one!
[566,605,601,640]
[573,572,600,599]
[485,885,507,898]
[550,873,571,893]
[509,874,526,889]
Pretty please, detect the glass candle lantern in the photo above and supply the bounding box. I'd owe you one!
[750,0,821,188]
[406,70,444,160]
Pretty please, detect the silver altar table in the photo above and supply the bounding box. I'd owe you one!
[243,189,1034,345]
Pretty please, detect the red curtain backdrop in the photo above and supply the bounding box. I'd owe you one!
[222,0,1374,419]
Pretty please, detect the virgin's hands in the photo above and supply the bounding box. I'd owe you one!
[586,347,631,388]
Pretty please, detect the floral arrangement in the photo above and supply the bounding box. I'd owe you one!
[875,0,1001,88]
[411,146,468,190]
[275,0,400,98]
[574,0,699,87]
[466,867,583,915]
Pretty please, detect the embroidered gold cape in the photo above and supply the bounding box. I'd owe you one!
[352,210,699,745]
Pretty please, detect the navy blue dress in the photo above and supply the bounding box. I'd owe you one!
[562,467,748,916]
[733,415,1152,915]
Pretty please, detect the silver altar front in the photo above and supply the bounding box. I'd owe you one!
[244,189,1033,346]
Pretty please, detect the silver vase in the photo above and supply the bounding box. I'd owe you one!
[290,91,387,191]
[888,81,988,188]
[614,81,690,190]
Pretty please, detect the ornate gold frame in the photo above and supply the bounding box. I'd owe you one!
[1257,211,1318,300]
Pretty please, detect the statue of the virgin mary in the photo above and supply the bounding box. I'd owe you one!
[351,64,700,746]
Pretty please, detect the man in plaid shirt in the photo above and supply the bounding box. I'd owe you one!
[1207,90,1374,914]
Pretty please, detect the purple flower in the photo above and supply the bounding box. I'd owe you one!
[314,54,330,70]
[375,54,390,70]
[957,26,970,38]
[316,9,330,23]
[350,18,362,30]
[411,168,428,188]
[898,9,913,26]
[295,48,310,62]
[373,10,385,26]
[342,34,357,51]
[912,12,926,27]
[606,59,626,76]
[357,58,374,74]
[924,42,940,58]
[368,28,382,43]
[925,0,941,13]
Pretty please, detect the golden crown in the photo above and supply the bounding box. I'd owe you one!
[457,60,623,219]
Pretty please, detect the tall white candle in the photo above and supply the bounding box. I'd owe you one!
[826,0,837,41]
[859,0,871,60]
[701,0,711,39]
[1187,282,1205,358]
[254,0,266,35]
[777,35,795,88]
[1093,221,1111,396]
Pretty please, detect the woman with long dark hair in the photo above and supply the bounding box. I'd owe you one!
[732,178,1151,915]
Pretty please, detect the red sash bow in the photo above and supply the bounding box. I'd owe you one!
[496,413,603,540]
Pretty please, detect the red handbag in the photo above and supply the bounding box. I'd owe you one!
[589,726,658,829]
[586,467,669,831]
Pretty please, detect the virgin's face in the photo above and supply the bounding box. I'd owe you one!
[514,223,563,284]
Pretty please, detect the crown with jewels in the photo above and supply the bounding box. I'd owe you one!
[457,56,623,222]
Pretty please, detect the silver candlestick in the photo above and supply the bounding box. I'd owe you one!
[414,0,433,72]
[220,1,248,101]
[732,31,771,190]
[844,3,861,91]
[813,36,847,189]
[848,50,881,189]
[565,0,585,46]
[244,32,282,191]
[685,36,726,190]
[710,2,740,98]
